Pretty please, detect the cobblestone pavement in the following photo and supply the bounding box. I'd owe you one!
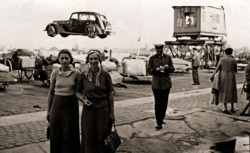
[0,70,245,117]
[0,70,247,150]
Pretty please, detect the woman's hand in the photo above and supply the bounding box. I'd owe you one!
[80,95,92,106]
[210,74,215,82]
[83,99,93,106]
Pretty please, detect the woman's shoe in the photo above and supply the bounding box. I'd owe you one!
[231,109,236,113]
[155,125,162,131]
[222,109,231,115]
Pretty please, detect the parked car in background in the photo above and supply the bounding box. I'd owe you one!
[44,11,113,39]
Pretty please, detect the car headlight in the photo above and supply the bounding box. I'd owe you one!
[106,24,112,30]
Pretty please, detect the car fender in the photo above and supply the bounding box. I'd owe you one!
[93,24,101,34]
[46,23,66,33]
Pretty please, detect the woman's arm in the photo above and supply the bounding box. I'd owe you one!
[108,91,114,122]
[214,60,222,74]
[47,70,56,122]
[210,60,222,81]
[108,89,114,113]
[75,73,92,106]
[75,71,84,102]
[75,72,84,102]
[234,60,237,73]
[245,63,250,81]
[106,72,115,122]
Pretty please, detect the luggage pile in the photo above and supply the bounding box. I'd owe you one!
[0,63,16,91]
[122,59,148,76]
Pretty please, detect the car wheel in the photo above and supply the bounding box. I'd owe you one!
[98,34,108,39]
[46,25,57,37]
[60,33,69,38]
[85,24,97,38]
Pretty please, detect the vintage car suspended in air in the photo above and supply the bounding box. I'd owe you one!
[44,11,113,39]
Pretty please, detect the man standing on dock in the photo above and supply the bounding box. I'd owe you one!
[191,48,200,85]
[147,44,175,130]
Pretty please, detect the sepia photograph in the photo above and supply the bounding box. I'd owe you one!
[1,0,250,152]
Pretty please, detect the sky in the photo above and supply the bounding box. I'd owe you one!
[1,0,250,51]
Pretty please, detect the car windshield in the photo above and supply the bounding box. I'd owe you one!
[70,13,78,20]
[99,15,107,21]
[79,14,96,21]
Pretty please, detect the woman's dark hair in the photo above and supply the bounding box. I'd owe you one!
[86,49,102,64]
[225,48,233,55]
[56,49,74,64]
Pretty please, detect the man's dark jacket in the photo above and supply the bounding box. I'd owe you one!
[147,54,175,89]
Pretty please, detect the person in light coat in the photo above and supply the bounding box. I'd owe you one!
[245,63,250,100]
[210,48,237,114]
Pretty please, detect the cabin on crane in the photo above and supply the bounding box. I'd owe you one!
[165,6,227,69]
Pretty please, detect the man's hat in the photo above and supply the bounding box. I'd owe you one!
[154,44,164,49]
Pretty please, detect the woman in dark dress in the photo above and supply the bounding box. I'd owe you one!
[76,49,115,153]
[47,49,80,153]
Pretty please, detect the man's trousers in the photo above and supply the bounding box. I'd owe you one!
[152,88,171,126]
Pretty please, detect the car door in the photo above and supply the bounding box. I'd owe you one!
[79,13,96,33]
[78,14,88,33]
[69,13,81,32]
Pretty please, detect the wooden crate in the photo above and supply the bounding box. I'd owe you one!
[18,56,36,68]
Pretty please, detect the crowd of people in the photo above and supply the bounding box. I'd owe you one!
[46,46,249,152]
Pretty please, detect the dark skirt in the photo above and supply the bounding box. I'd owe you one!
[50,95,80,153]
[81,100,111,153]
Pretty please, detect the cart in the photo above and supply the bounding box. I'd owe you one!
[120,57,153,83]
[0,71,16,91]
[2,50,36,82]
[0,64,16,91]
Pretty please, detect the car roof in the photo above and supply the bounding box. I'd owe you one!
[72,11,105,16]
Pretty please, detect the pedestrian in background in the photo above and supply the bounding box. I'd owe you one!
[191,48,200,85]
[199,48,205,69]
[147,44,175,130]
[47,49,80,153]
[101,49,108,61]
[76,49,115,153]
[210,48,237,114]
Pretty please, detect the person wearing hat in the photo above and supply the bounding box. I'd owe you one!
[101,50,108,61]
[191,47,200,85]
[147,44,175,130]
